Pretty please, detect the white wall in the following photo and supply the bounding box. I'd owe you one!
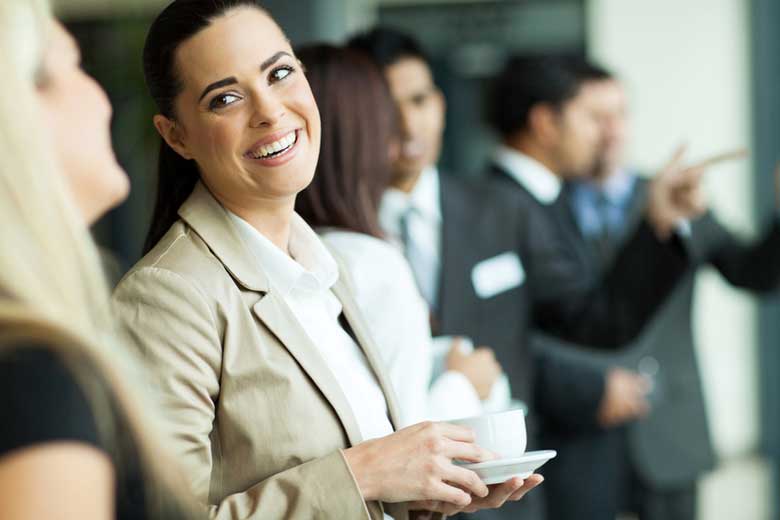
[587,1,770,518]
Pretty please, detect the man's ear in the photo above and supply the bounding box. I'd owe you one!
[153,114,193,160]
[528,103,560,148]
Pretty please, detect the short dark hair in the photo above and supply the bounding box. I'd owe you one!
[489,55,613,138]
[347,26,432,70]
[294,45,399,238]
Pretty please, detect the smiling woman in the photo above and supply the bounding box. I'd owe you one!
[142,2,321,253]
[113,1,541,519]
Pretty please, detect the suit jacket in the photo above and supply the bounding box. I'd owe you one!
[487,162,690,348]
[113,182,408,520]
[437,173,607,520]
[539,177,780,519]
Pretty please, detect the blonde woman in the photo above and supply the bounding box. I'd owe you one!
[0,1,201,518]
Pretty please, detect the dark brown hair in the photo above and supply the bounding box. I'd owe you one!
[141,0,270,254]
[295,45,399,238]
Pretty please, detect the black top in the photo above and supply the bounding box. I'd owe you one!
[0,344,148,519]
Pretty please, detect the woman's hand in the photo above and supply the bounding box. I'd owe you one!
[409,474,545,516]
[342,421,494,507]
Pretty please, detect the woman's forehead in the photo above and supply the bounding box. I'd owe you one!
[175,7,291,88]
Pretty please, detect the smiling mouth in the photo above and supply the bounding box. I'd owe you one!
[245,130,299,160]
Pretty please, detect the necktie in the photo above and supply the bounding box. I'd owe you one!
[594,192,616,261]
[400,206,438,311]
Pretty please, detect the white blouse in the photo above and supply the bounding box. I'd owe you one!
[320,229,486,426]
[229,212,394,442]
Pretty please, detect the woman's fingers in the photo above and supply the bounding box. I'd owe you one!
[422,473,544,514]
[461,477,525,513]
[507,474,544,501]
[486,477,525,506]
[432,421,476,443]
[427,481,472,509]
[444,438,495,464]
[442,464,489,498]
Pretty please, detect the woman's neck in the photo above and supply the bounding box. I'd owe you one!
[209,186,296,254]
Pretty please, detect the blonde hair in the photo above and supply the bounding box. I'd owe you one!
[0,1,199,516]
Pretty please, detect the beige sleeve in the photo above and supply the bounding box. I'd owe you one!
[113,267,370,519]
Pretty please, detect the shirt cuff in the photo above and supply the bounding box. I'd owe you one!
[428,371,482,421]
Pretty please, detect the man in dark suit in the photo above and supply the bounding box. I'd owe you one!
[537,73,780,520]
[349,30,707,520]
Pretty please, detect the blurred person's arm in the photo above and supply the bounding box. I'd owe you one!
[0,348,114,520]
[526,205,688,348]
[0,443,113,520]
[531,339,606,432]
[694,212,780,291]
[531,148,718,348]
[702,162,780,292]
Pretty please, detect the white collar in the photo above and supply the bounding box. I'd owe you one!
[493,145,561,205]
[228,211,339,296]
[380,166,441,227]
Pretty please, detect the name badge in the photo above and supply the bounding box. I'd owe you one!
[471,252,525,299]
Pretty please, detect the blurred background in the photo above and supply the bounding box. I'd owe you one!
[53,1,779,518]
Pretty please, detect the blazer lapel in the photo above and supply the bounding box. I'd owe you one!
[178,182,269,292]
[252,291,367,447]
[331,275,403,431]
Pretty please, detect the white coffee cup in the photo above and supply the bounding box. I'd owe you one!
[450,409,527,460]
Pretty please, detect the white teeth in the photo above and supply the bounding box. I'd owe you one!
[250,131,297,159]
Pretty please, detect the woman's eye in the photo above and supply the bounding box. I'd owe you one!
[270,65,294,83]
[209,93,241,110]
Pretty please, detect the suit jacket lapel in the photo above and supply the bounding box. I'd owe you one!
[558,183,602,270]
[438,173,481,332]
[626,177,649,231]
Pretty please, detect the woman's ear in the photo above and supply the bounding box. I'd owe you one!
[153,114,193,160]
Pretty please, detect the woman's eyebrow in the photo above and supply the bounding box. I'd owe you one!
[197,51,293,102]
[199,77,238,101]
[260,51,293,71]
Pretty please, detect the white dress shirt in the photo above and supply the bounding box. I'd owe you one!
[378,166,442,309]
[228,212,394,443]
[378,167,513,416]
[492,144,562,205]
[320,229,483,426]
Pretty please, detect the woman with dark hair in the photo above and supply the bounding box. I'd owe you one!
[114,1,541,518]
[295,45,510,426]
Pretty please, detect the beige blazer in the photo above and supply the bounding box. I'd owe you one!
[113,182,409,520]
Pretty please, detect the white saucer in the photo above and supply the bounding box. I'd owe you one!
[459,450,557,485]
